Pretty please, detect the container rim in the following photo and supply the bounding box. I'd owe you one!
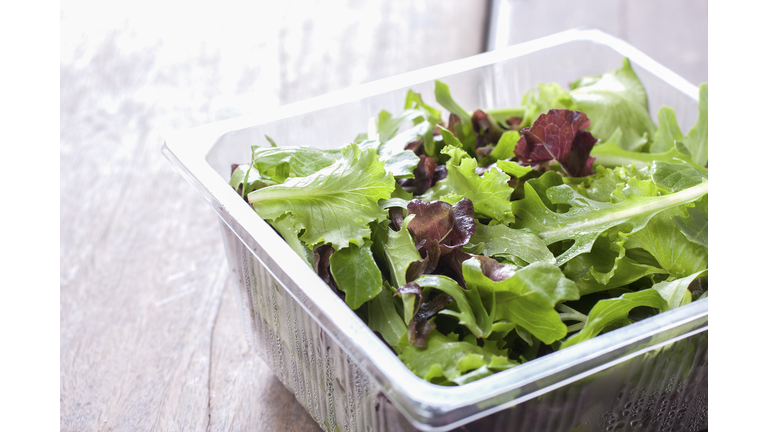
[162,28,707,431]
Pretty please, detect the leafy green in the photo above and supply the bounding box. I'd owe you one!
[510,175,708,266]
[231,64,709,386]
[562,233,663,296]
[367,282,408,354]
[569,58,657,151]
[415,274,493,339]
[421,135,516,223]
[673,195,708,248]
[398,331,516,385]
[470,223,555,266]
[652,270,706,310]
[248,143,395,250]
[330,240,383,310]
[371,215,422,289]
[650,106,684,153]
[560,289,668,349]
[463,259,579,344]
[684,83,708,166]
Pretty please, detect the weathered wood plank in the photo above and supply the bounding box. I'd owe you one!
[60,1,488,431]
[207,280,321,432]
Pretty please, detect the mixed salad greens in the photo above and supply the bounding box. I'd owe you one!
[229,59,708,386]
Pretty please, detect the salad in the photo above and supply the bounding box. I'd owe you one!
[229,59,708,386]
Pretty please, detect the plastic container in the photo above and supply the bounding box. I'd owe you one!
[162,29,708,432]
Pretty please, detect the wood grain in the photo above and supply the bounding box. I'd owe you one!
[60,1,488,431]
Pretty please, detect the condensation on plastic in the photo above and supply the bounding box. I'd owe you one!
[164,29,708,432]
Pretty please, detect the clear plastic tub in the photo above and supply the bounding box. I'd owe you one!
[162,29,708,432]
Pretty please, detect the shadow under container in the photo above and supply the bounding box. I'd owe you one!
[163,29,708,432]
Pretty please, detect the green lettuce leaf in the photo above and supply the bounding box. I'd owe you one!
[270,213,313,268]
[622,206,708,279]
[367,282,408,354]
[247,145,342,181]
[560,288,668,349]
[590,128,703,170]
[562,233,664,296]
[652,270,706,310]
[248,143,395,250]
[673,195,708,248]
[414,274,494,339]
[330,240,383,310]
[649,160,706,193]
[398,331,516,385]
[434,81,476,154]
[650,106,684,153]
[463,259,579,344]
[519,83,574,127]
[569,58,657,151]
[421,134,516,224]
[683,83,708,166]
[370,215,422,289]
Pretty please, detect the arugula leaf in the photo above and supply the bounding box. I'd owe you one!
[560,288,668,349]
[569,58,657,151]
[510,176,708,266]
[470,223,555,266]
[463,259,579,344]
[248,143,395,250]
[330,240,383,310]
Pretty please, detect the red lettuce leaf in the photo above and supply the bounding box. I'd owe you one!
[406,198,476,257]
[471,109,505,149]
[514,109,597,177]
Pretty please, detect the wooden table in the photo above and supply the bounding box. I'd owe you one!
[60,1,706,430]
